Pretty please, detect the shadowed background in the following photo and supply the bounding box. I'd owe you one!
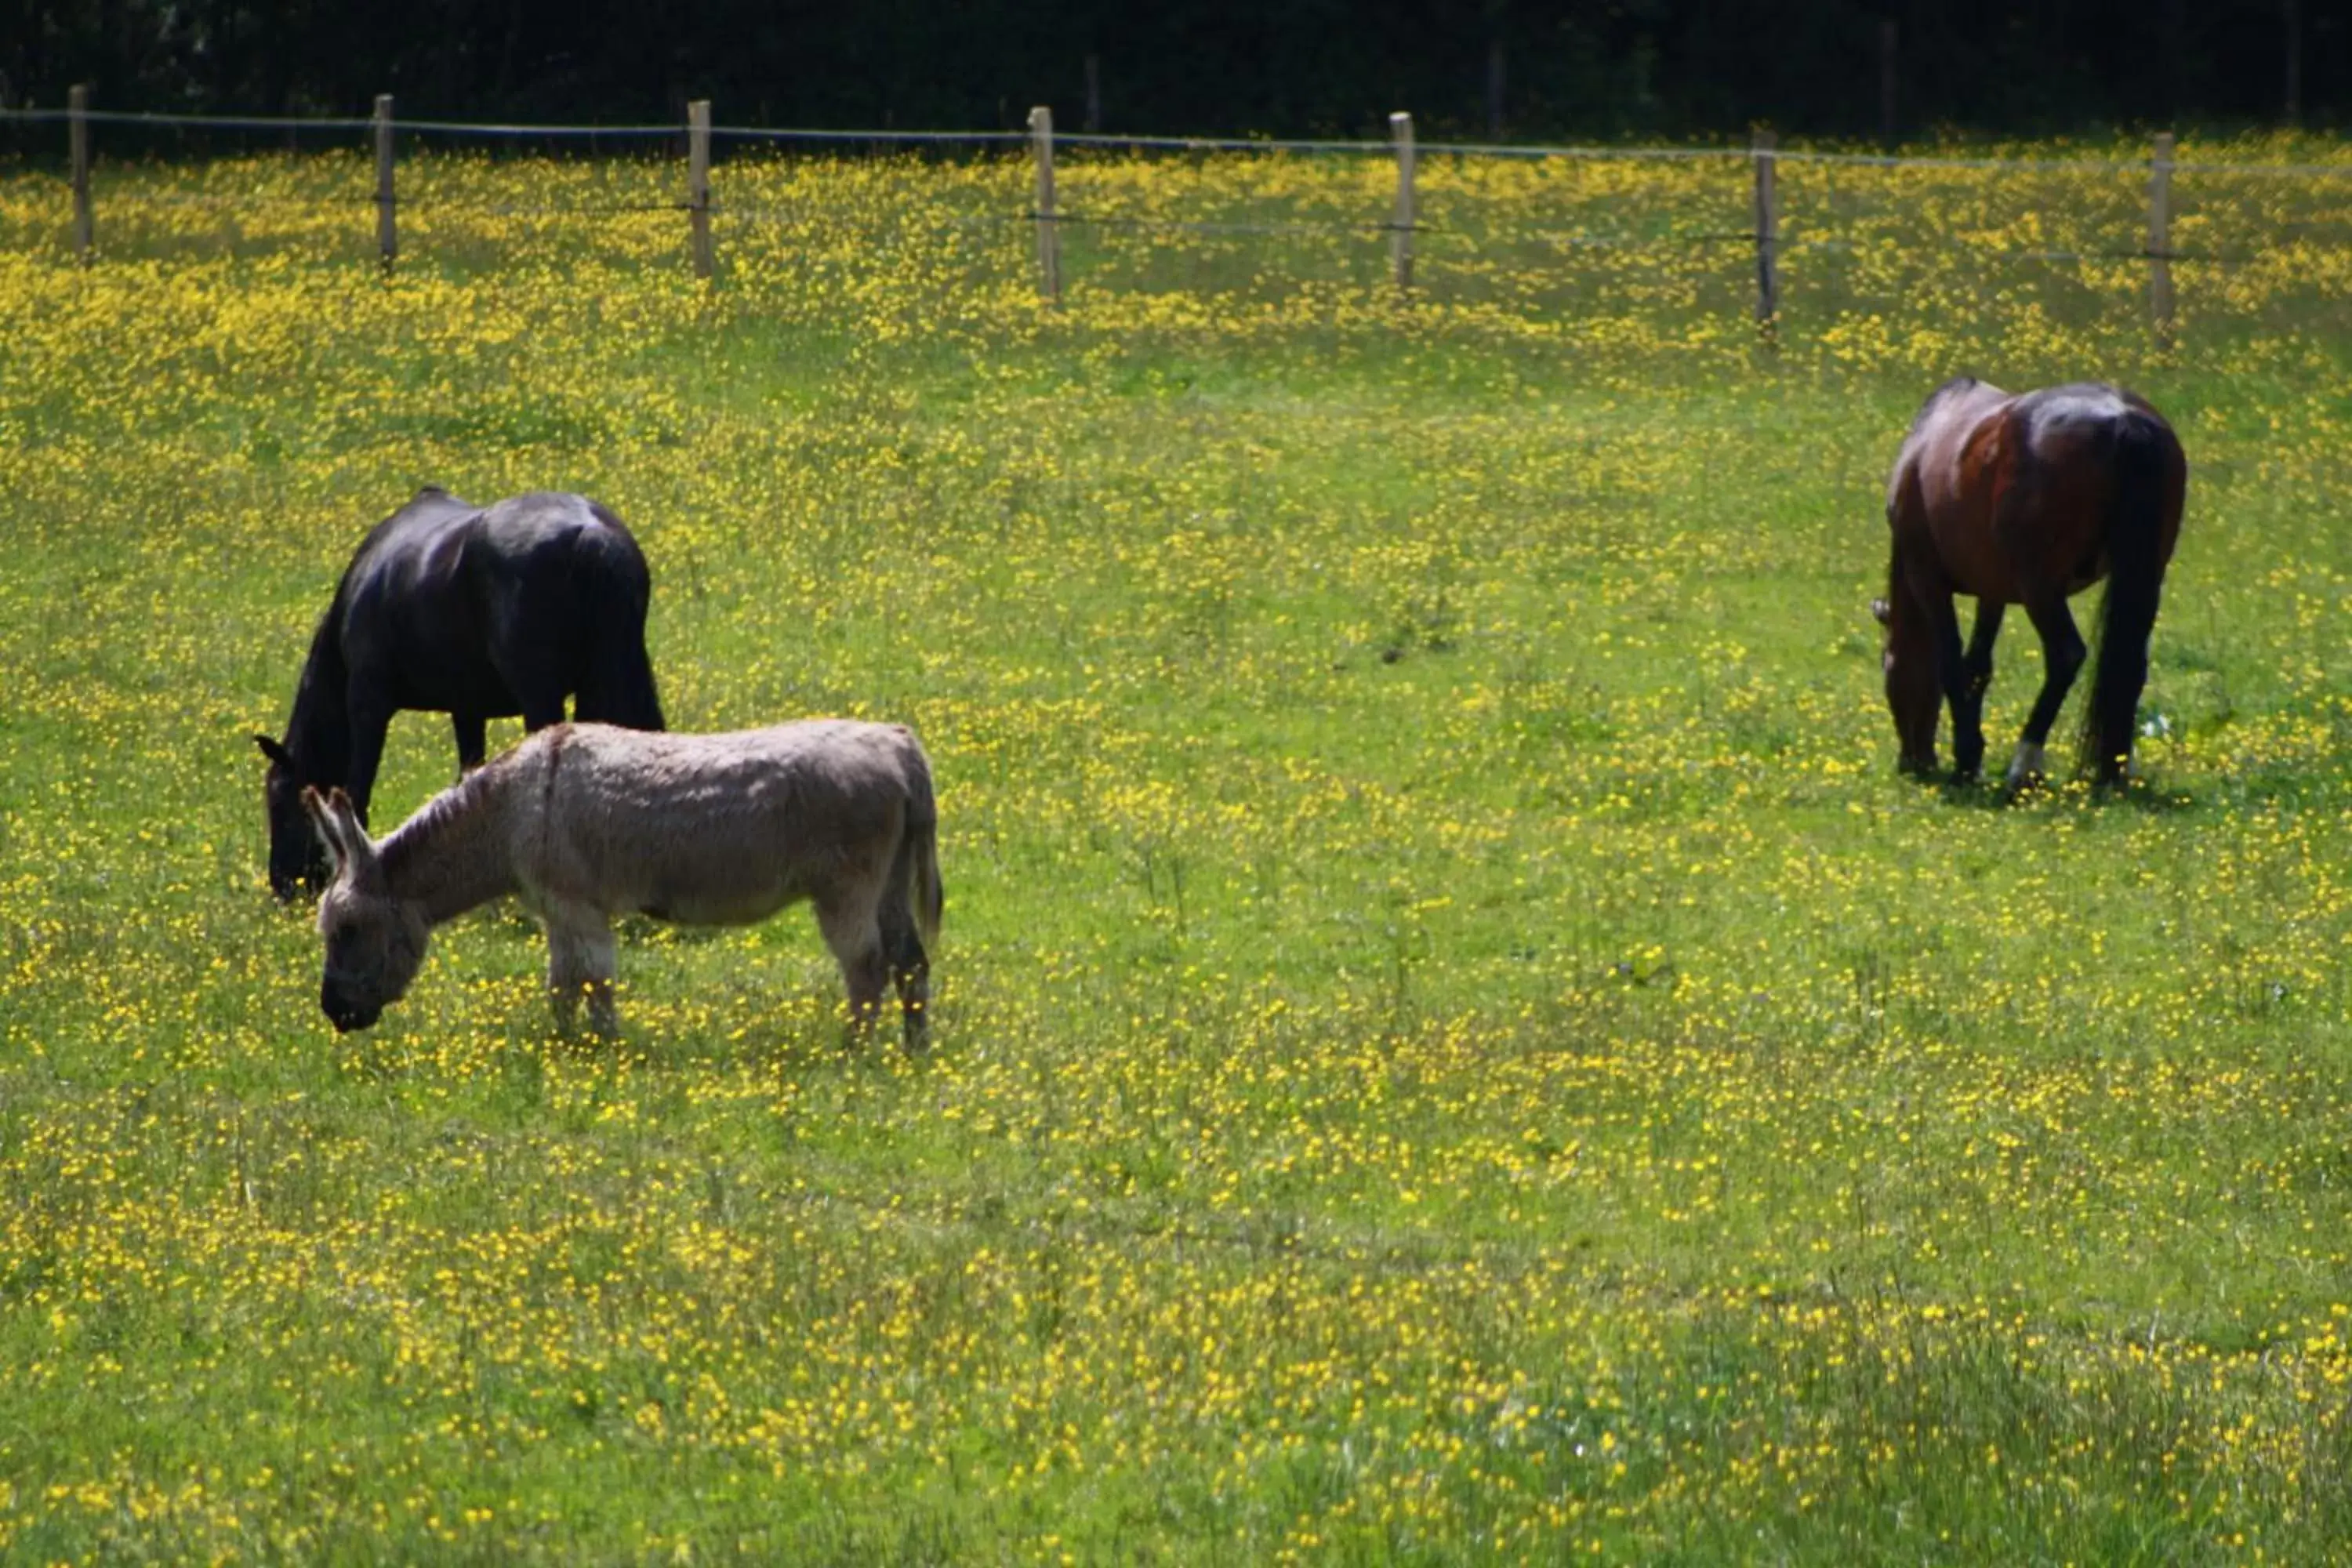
[0,0,2342,138]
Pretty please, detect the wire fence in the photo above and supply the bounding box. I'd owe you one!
[6,97,2352,352]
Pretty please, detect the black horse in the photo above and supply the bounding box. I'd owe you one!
[256,487,666,898]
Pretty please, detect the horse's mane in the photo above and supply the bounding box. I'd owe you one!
[282,596,354,775]
[1907,376,1982,438]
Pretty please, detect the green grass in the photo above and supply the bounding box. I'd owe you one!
[3,146,2352,1560]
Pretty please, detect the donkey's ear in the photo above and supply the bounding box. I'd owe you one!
[299,786,346,866]
[302,786,372,874]
[324,787,367,848]
[326,789,382,869]
[256,734,294,769]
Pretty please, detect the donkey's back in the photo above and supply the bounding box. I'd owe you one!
[519,720,936,926]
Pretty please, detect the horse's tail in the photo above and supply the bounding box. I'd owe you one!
[2075,411,2174,782]
[574,521,666,733]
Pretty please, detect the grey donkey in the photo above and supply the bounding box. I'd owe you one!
[303,719,940,1047]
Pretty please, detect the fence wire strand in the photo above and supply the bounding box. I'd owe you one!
[5,104,2348,180]
[10,102,2352,325]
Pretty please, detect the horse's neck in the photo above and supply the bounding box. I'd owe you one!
[285,608,352,782]
[379,768,522,925]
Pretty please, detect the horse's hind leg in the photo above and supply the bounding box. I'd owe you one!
[1950,601,2005,782]
[543,905,620,1038]
[519,687,569,732]
[1920,590,1978,781]
[2009,595,2087,789]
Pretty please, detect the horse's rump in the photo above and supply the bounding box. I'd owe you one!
[557,506,665,732]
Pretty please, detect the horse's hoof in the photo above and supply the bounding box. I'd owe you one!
[2004,741,2049,792]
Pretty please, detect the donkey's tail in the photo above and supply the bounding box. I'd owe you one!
[2074,412,2173,782]
[574,525,666,733]
[902,746,944,953]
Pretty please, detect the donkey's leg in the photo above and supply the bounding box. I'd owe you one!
[543,904,620,1038]
[815,887,890,1040]
[876,881,931,1052]
[1950,600,2005,782]
[2009,595,2087,789]
[451,712,489,775]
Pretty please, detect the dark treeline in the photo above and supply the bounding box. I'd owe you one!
[2,0,2341,140]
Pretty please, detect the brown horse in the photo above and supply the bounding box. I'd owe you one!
[1871,378,2187,788]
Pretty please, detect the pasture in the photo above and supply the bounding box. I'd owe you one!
[3,140,2352,1560]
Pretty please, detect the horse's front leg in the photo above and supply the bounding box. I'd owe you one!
[343,697,394,828]
[451,712,489,775]
[2009,595,2087,789]
[1950,601,2005,782]
[1920,591,1975,781]
[542,904,619,1038]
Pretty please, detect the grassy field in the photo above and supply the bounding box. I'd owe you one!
[4,139,2352,1561]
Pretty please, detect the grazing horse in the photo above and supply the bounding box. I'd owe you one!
[1872,378,2187,788]
[256,487,665,899]
[301,720,942,1048]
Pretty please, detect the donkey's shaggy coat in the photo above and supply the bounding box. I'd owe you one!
[303,720,940,1046]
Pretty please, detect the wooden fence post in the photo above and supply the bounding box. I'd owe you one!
[1029,105,1060,300]
[1752,129,1778,325]
[373,94,396,274]
[69,83,91,262]
[687,100,713,280]
[1389,111,1416,292]
[2147,131,2175,338]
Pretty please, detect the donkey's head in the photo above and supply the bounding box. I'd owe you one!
[302,786,430,1032]
[256,735,329,900]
